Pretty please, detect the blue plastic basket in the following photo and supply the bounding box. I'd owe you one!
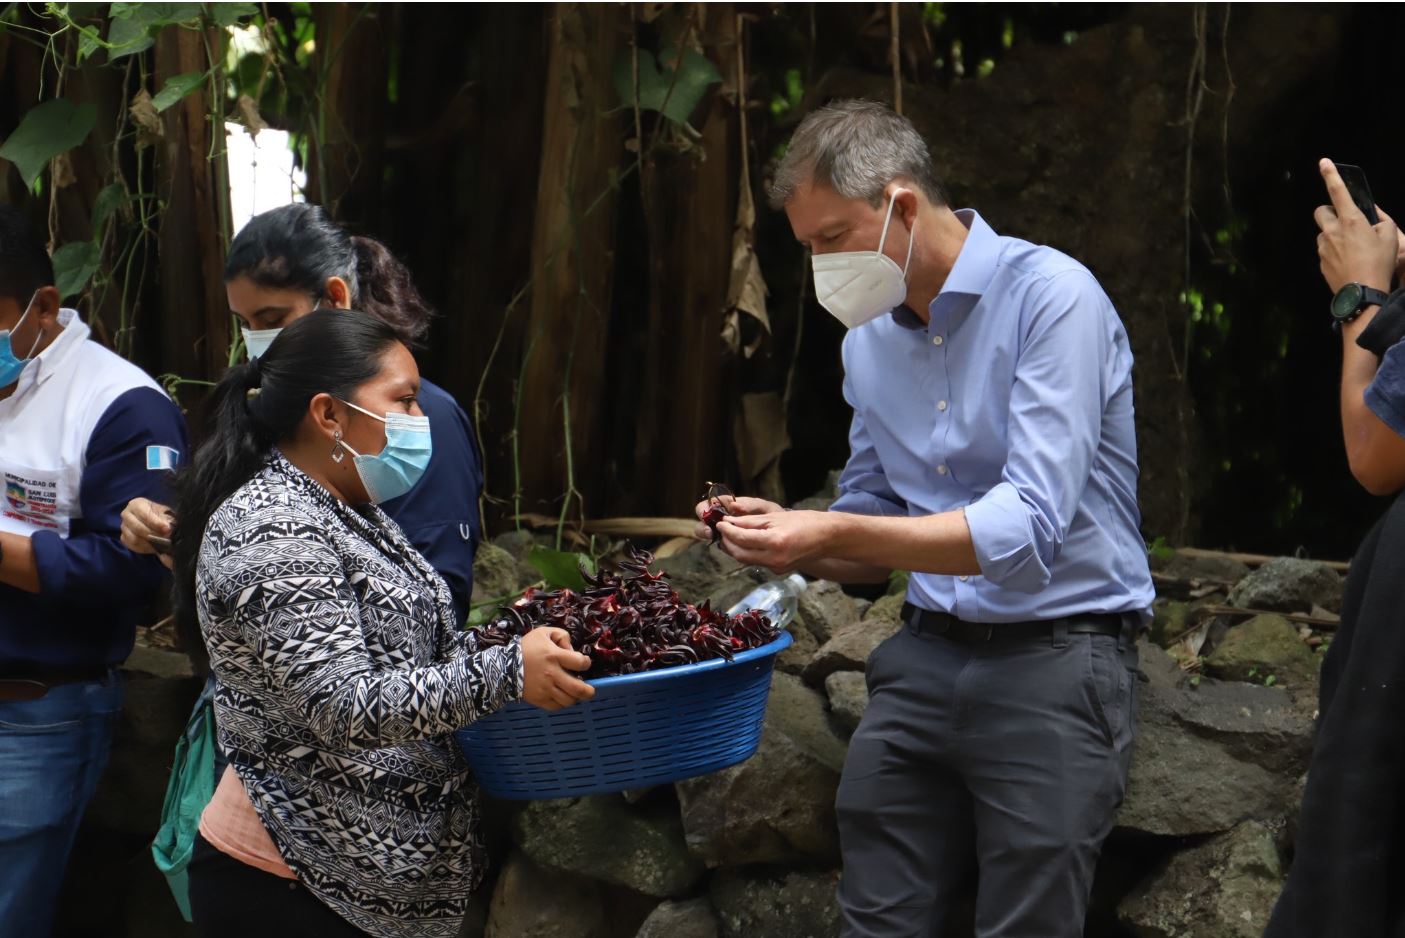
[455,630,793,800]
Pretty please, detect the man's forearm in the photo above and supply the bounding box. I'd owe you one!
[824,509,981,578]
[0,532,41,593]
[800,556,893,584]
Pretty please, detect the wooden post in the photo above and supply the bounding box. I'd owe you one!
[516,2,625,522]
[153,26,232,403]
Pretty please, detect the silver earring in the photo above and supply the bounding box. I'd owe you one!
[331,429,344,463]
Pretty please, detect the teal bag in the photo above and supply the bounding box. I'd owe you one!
[152,677,218,922]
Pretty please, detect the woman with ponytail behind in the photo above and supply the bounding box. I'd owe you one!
[125,203,485,626]
[173,310,592,937]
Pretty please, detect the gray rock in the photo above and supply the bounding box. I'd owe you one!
[709,868,842,938]
[825,670,869,735]
[490,529,552,590]
[1148,600,1194,649]
[1117,680,1313,836]
[1204,614,1321,689]
[492,529,542,563]
[512,795,704,898]
[1119,821,1284,938]
[1136,642,1185,692]
[796,580,864,645]
[767,672,850,773]
[803,615,903,687]
[1227,557,1343,614]
[1149,549,1252,585]
[486,850,609,938]
[658,541,761,606]
[866,592,907,623]
[676,677,843,867]
[635,899,721,938]
[123,643,195,680]
[471,542,524,604]
[777,621,819,677]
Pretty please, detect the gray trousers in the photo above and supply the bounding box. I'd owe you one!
[835,619,1138,938]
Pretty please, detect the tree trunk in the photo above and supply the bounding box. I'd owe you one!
[308,2,389,222]
[153,26,232,403]
[621,6,743,516]
[515,2,625,523]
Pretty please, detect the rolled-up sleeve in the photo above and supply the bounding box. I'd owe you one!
[963,271,1111,593]
[829,372,910,518]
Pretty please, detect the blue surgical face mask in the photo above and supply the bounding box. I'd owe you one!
[336,398,432,504]
[0,292,43,388]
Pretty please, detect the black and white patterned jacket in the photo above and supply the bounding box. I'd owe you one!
[196,452,523,936]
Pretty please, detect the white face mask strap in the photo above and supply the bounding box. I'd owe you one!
[338,397,386,424]
[12,291,42,358]
[875,193,901,257]
[901,217,917,277]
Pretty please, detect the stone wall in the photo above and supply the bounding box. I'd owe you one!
[58,536,1339,938]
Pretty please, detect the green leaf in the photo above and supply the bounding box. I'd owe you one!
[76,25,103,62]
[613,47,722,126]
[0,98,98,187]
[92,183,128,230]
[52,240,101,299]
[1264,674,1277,687]
[106,14,155,59]
[208,2,258,27]
[151,71,206,112]
[107,2,203,60]
[527,546,596,592]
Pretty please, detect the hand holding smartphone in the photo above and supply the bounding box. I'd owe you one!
[1334,162,1380,224]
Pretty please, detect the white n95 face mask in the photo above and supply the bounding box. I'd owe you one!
[811,191,916,329]
[241,326,281,360]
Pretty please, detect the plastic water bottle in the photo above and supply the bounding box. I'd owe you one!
[726,573,808,630]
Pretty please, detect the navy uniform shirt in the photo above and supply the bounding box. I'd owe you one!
[1366,339,1405,440]
[0,309,189,673]
[380,377,483,624]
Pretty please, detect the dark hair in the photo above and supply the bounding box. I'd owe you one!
[224,203,435,346]
[0,205,55,303]
[170,309,401,668]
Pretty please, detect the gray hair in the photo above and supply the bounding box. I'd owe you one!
[768,99,947,209]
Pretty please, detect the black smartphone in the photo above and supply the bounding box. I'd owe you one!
[148,534,173,556]
[1334,162,1380,224]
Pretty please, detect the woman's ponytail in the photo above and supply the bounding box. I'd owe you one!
[169,310,400,669]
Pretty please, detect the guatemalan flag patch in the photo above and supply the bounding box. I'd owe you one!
[146,445,180,471]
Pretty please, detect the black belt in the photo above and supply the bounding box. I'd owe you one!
[900,602,1135,645]
[0,667,110,702]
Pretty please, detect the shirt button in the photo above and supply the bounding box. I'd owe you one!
[932,335,944,346]
[937,400,948,412]
[937,464,949,476]
[959,575,969,582]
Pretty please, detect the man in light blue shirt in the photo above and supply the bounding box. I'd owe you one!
[696,101,1153,937]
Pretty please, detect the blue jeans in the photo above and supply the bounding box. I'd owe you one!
[0,674,123,937]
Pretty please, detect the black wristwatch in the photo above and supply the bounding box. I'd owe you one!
[1331,282,1391,331]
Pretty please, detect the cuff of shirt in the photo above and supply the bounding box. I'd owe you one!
[829,490,908,517]
[1366,381,1405,441]
[962,484,1050,594]
[29,528,164,599]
